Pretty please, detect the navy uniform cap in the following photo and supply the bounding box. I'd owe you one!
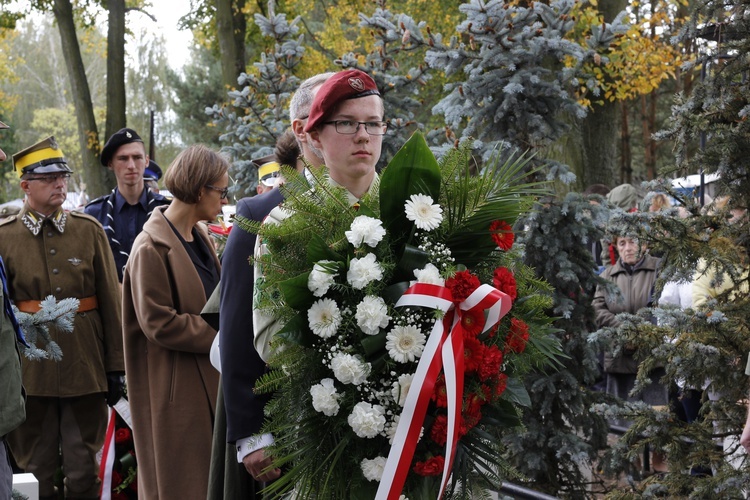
[101,128,143,166]
[304,69,380,132]
[13,136,72,178]
[144,160,162,181]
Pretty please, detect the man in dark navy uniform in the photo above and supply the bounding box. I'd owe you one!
[85,128,169,281]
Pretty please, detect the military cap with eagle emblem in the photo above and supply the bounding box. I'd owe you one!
[12,136,72,178]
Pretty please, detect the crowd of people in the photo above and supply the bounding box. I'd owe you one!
[0,67,748,499]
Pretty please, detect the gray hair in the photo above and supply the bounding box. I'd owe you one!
[289,72,335,121]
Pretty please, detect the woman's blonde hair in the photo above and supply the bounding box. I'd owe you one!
[164,145,229,204]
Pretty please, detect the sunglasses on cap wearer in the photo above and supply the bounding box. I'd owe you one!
[25,173,71,184]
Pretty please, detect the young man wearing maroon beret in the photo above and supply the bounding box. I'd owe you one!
[246,69,386,485]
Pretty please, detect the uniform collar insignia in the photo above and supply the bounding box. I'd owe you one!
[21,209,67,236]
[21,212,42,236]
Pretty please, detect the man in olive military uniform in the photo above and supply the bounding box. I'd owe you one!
[85,128,169,282]
[0,119,26,499]
[0,137,124,500]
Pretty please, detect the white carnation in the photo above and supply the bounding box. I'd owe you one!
[308,260,337,297]
[391,373,414,407]
[412,263,445,286]
[361,456,387,481]
[348,402,386,438]
[347,253,384,290]
[404,194,443,231]
[346,215,386,248]
[310,378,340,416]
[330,352,370,385]
[308,298,342,338]
[355,296,391,335]
[386,325,426,363]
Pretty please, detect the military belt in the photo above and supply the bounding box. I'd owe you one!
[15,295,98,314]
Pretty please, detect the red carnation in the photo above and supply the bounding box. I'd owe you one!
[463,337,484,373]
[430,414,448,446]
[492,267,517,302]
[464,391,487,417]
[111,470,123,487]
[478,344,504,381]
[414,455,445,476]
[432,375,447,408]
[115,427,131,444]
[460,308,485,337]
[495,373,509,397]
[490,220,514,251]
[505,318,530,353]
[445,270,481,302]
[111,493,129,500]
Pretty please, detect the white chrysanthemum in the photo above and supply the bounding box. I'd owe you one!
[330,352,370,385]
[404,194,443,231]
[346,215,386,248]
[391,373,414,407]
[386,325,426,363]
[355,296,391,335]
[310,378,340,416]
[412,263,445,286]
[361,456,387,481]
[307,298,342,338]
[386,415,423,445]
[308,260,337,297]
[347,253,384,290]
[348,402,386,438]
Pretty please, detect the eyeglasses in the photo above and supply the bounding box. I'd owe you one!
[323,120,388,136]
[26,173,71,184]
[205,184,230,200]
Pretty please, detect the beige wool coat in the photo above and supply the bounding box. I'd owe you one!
[122,206,220,500]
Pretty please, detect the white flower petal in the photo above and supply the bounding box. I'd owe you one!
[346,215,386,248]
[355,296,391,335]
[386,325,426,363]
[307,298,342,338]
[404,194,443,231]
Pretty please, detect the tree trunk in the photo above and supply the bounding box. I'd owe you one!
[216,0,247,90]
[581,99,619,187]
[52,0,113,197]
[105,0,127,141]
[619,100,631,183]
[578,0,626,189]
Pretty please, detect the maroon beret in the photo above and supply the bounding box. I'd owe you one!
[304,69,380,132]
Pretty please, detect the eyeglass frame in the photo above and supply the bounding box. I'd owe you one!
[205,184,230,200]
[322,120,388,136]
[25,173,71,184]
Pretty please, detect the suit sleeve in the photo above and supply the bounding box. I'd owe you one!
[92,223,124,372]
[126,239,215,354]
[592,270,619,329]
[220,195,281,443]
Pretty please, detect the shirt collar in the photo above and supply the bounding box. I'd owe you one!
[326,173,380,206]
[113,186,150,213]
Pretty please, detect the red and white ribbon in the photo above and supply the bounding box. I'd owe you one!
[98,407,117,500]
[376,283,511,500]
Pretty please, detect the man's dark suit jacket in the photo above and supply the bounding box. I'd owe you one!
[220,189,284,444]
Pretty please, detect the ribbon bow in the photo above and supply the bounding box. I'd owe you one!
[376,282,512,500]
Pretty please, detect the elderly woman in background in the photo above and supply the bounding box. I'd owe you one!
[593,235,663,409]
[122,144,229,499]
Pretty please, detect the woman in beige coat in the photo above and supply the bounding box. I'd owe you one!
[122,144,229,499]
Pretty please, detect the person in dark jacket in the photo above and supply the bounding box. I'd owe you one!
[206,73,332,499]
[85,128,169,282]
